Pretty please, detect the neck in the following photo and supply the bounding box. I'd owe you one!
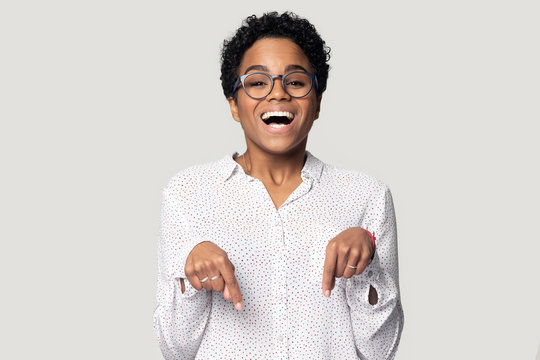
[241,143,307,186]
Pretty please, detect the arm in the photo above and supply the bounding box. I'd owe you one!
[153,187,212,360]
[346,184,404,360]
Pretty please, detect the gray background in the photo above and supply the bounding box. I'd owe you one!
[1,0,539,359]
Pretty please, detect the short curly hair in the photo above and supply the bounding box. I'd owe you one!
[220,11,331,100]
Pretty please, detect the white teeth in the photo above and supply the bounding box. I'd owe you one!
[268,123,288,128]
[261,111,294,120]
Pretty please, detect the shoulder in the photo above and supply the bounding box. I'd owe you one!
[162,157,226,199]
[321,162,390,197]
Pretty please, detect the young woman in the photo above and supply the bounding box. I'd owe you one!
[154,12,404,360]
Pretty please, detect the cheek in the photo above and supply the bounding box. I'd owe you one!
[236,98,258,122]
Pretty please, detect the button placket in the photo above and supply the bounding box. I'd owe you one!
[273,209,289,354]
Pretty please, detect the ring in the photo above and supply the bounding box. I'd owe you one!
[200,274,221,283]
[346,264,357,269]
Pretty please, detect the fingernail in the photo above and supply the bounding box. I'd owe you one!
[235,302,243,310]
[324,290,330,297]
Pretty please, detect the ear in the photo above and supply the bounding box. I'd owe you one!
[313,95,322,121]
[228,96,241,123]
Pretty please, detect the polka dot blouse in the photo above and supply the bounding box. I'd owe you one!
[153,151,404,360]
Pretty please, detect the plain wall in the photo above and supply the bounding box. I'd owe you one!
[1,0,539,359]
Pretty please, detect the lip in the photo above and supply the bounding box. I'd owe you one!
[260,118,295,134]
[259,109,296,134]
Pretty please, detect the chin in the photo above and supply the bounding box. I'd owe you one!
[260,140,307,155]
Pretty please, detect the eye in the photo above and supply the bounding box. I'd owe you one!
[246,80,268,88]
[284,72,310,89]
[286,80,306,88]
[244,73,271,88]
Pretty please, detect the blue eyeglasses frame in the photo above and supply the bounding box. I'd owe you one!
[232,71,319,99]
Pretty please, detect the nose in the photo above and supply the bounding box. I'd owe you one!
[267,76,290,101]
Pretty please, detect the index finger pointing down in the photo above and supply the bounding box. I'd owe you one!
[220,260,243,310]
[322,243,338,297]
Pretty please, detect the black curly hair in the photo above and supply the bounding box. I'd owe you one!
[220,11,331,100]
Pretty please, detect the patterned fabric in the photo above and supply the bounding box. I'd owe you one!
[153,151,404,360]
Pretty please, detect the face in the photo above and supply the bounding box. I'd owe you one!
[228,37,322,156]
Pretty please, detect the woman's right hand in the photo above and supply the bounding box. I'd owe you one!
[182,241,243,310]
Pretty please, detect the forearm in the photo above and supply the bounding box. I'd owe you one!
[155,187,212,359]
[153,275,212,360]
[346,266,404,360]
[348,183,404,359]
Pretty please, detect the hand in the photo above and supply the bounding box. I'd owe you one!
[322,227,374,297]
[183,241,243,311]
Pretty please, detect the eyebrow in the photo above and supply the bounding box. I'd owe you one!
[285,64,309,72]
[244,65,268,74]
[243,64,310,74]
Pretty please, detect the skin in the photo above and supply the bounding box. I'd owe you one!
[181,37,377,310]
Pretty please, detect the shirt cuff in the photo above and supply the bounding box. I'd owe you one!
[345,252,383,308]
[175,276,199,298]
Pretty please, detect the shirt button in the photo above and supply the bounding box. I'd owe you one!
[278,334,284,342]
[367,270,373,278]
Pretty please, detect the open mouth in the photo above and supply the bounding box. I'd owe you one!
[261,111,294,128]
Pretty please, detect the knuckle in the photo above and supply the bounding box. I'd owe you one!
[224,276,238,287]
[323,268,335,277]
[340,249,351,258]
[193,263,203,273]
[185,267,195,277]
[349,249,360,258]
[216,256,227,266]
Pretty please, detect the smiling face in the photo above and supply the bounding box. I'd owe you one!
[228,37,322,156]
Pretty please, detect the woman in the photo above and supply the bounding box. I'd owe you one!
[154,12,404,360]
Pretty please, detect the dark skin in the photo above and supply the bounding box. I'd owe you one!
[180,225,377,307]
[180,38,377,308]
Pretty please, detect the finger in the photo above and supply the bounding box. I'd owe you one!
[334,246,350,278]
[212,275,225,293]
[322,242,338,296]
[219,260,243,310]
[194,261,213,291]
[205,261,225,292]
[185,262,204,291]
[354,249,373,276]
[215,258,231,299]
[223,284,231,301]
[343,248,361,279]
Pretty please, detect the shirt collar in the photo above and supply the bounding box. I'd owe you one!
[219,150,324,183]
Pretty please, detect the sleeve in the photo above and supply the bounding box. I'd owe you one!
[345,184,405,360]
[153,187,212,360]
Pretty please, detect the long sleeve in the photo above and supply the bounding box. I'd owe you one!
[346,184,404,360]
[153,187,212,360]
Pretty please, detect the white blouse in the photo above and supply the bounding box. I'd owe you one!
[153,151,404,360]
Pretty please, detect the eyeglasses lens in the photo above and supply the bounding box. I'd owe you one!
[243,72,312,98]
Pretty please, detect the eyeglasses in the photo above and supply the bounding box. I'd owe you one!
[232,71,318,99]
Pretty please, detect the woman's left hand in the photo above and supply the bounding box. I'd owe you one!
[322,227,374,297]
